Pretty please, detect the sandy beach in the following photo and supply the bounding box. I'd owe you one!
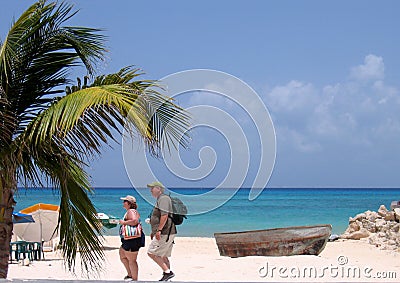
[7,236,399,282]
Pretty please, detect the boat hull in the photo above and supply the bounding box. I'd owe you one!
[214,224,332,258]
[100,218,119,229]
[96,213,119,229]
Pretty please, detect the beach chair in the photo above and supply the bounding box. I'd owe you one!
[9,241,34,263]
[29,242,42,260]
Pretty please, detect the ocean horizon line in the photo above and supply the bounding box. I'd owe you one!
[17,186,400,190]
[14,186,400,236]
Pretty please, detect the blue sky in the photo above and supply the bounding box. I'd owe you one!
[2,1,400,188]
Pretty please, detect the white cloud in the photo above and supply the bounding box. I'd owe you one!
[267,80,317,112]
[263,54,400,153]
[372,80,399,104]
[350,54,384,81]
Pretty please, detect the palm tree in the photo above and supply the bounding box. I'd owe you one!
[0,0,190,278]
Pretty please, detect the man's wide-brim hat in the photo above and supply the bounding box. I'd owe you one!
[147,181,165,189]
[120,195,136,203]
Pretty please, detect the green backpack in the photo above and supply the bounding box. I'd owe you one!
[169,196,187,225]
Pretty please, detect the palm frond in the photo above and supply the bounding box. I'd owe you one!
[141,91,191,155]
[1,0,106,134]
[28,84,146,158]
[0,94,16,146]
[12,137,104,274]
[48,154,104,275]
[0,1,42,82]
[27,67,190,160]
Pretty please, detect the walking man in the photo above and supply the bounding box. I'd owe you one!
[147,181,176,281]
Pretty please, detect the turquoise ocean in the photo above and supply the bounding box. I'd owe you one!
[14,187,400,237]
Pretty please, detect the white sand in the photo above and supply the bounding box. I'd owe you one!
[8,236,400,282]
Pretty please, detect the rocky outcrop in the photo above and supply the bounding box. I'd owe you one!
[341,205,400,251]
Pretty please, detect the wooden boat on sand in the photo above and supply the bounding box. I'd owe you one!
[214,224,332,258]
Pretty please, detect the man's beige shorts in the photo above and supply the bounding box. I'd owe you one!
[147,234,175,257]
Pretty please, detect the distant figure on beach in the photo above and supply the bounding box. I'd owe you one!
[147,181,176,281]
[119,195,142,281]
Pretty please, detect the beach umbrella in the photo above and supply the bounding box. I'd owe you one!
[13,203,60,242]
[12,212,35,224]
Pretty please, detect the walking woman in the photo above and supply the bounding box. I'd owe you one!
[119,195,142,281]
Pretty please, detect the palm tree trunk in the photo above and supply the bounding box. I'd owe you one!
[0,169,17,278]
